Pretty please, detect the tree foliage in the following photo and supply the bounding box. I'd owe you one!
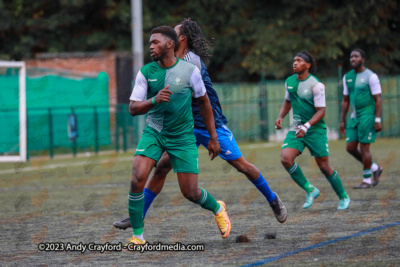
[1,0,399,81]
[241,0,400,78]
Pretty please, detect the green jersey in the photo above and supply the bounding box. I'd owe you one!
[130,58,206,136]
[285,74,326,133]
[343,68,381,117]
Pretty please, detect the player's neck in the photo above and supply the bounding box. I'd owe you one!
[157,54,177,68]
[296,71,310,81]
[175,44,188,60]
[354,65,365,73]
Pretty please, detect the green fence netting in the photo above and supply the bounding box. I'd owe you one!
[1,70,399,157]
[0,71,110,154]
[214,76,400,141]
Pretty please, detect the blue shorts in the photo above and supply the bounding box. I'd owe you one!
[194,125,242,161]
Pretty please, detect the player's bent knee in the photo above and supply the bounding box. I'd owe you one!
[319,165,333,177]
[234,162,253,175]
[281,157,293,168]
[320,168,330,177]
[157,160,171,170]
[346,146,356,154]
[130,174,146,190]
[181,190,200,203]
[185,195,197,203]
[153,166,170,179]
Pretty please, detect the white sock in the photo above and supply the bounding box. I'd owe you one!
[363,178,372,184]
[371,162,379,172]
[134,234,144,241]
[215,204,223,214]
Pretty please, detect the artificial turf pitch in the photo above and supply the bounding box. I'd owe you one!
[0,138,399,266]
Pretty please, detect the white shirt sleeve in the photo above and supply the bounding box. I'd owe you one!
[190,66,206,98]
[130,71,147,101]
[369,73,382,95]
[312,82,326,107]
[285,82,291,101]
[343,76,349,96]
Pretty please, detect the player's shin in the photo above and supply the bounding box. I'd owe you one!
[326,170,348,199]
[286,163,314,193]
[128,191,145,239]
[250,174,276,202]
[196,188,221,213]
[195,188,231,238]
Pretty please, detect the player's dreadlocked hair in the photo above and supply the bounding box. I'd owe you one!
[295,51,317,73]
[179,18,212,61]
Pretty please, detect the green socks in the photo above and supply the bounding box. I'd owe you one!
[286,163,314,193]
[326,170,348,199]
[196,188,221,214]
[286,163,348,200]
[128,191,144,236]
[129,188,221,236]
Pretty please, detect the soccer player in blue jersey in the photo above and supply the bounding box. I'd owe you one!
[113,18,287,229]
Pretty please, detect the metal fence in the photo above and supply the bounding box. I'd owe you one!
[19,105,141,159]
[214,76,400,142]
[15,76,400,158]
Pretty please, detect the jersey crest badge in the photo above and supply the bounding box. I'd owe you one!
[173,77,182,85]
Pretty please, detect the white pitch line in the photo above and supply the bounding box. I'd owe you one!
[240,142,280,149]
[0,142,280,175]
[0,157,134,175]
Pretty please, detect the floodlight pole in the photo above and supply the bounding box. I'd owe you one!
[132,0,143,76]
[131,0,145,139]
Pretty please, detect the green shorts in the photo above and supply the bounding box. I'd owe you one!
[282,130,329,158]
[134,127,199,174]
[346,115,376,144]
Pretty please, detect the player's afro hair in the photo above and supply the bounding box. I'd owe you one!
[351,48,366,59]
[151,26,178,47]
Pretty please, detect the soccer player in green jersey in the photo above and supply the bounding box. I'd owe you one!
[275,51,350,210]
[339,48,383,189]
[113,18,287,231]
[125,26,231,245]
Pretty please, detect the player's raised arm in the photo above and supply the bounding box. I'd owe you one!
[191,67,220,159]
[128,70,172,116]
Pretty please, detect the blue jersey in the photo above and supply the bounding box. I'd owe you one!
[184,51,228,129]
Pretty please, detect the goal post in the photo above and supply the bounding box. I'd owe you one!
[0,61,27,162]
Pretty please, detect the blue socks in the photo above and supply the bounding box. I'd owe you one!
[143,188,158,219]
[143,174,275,218]
[250,174,276,202]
